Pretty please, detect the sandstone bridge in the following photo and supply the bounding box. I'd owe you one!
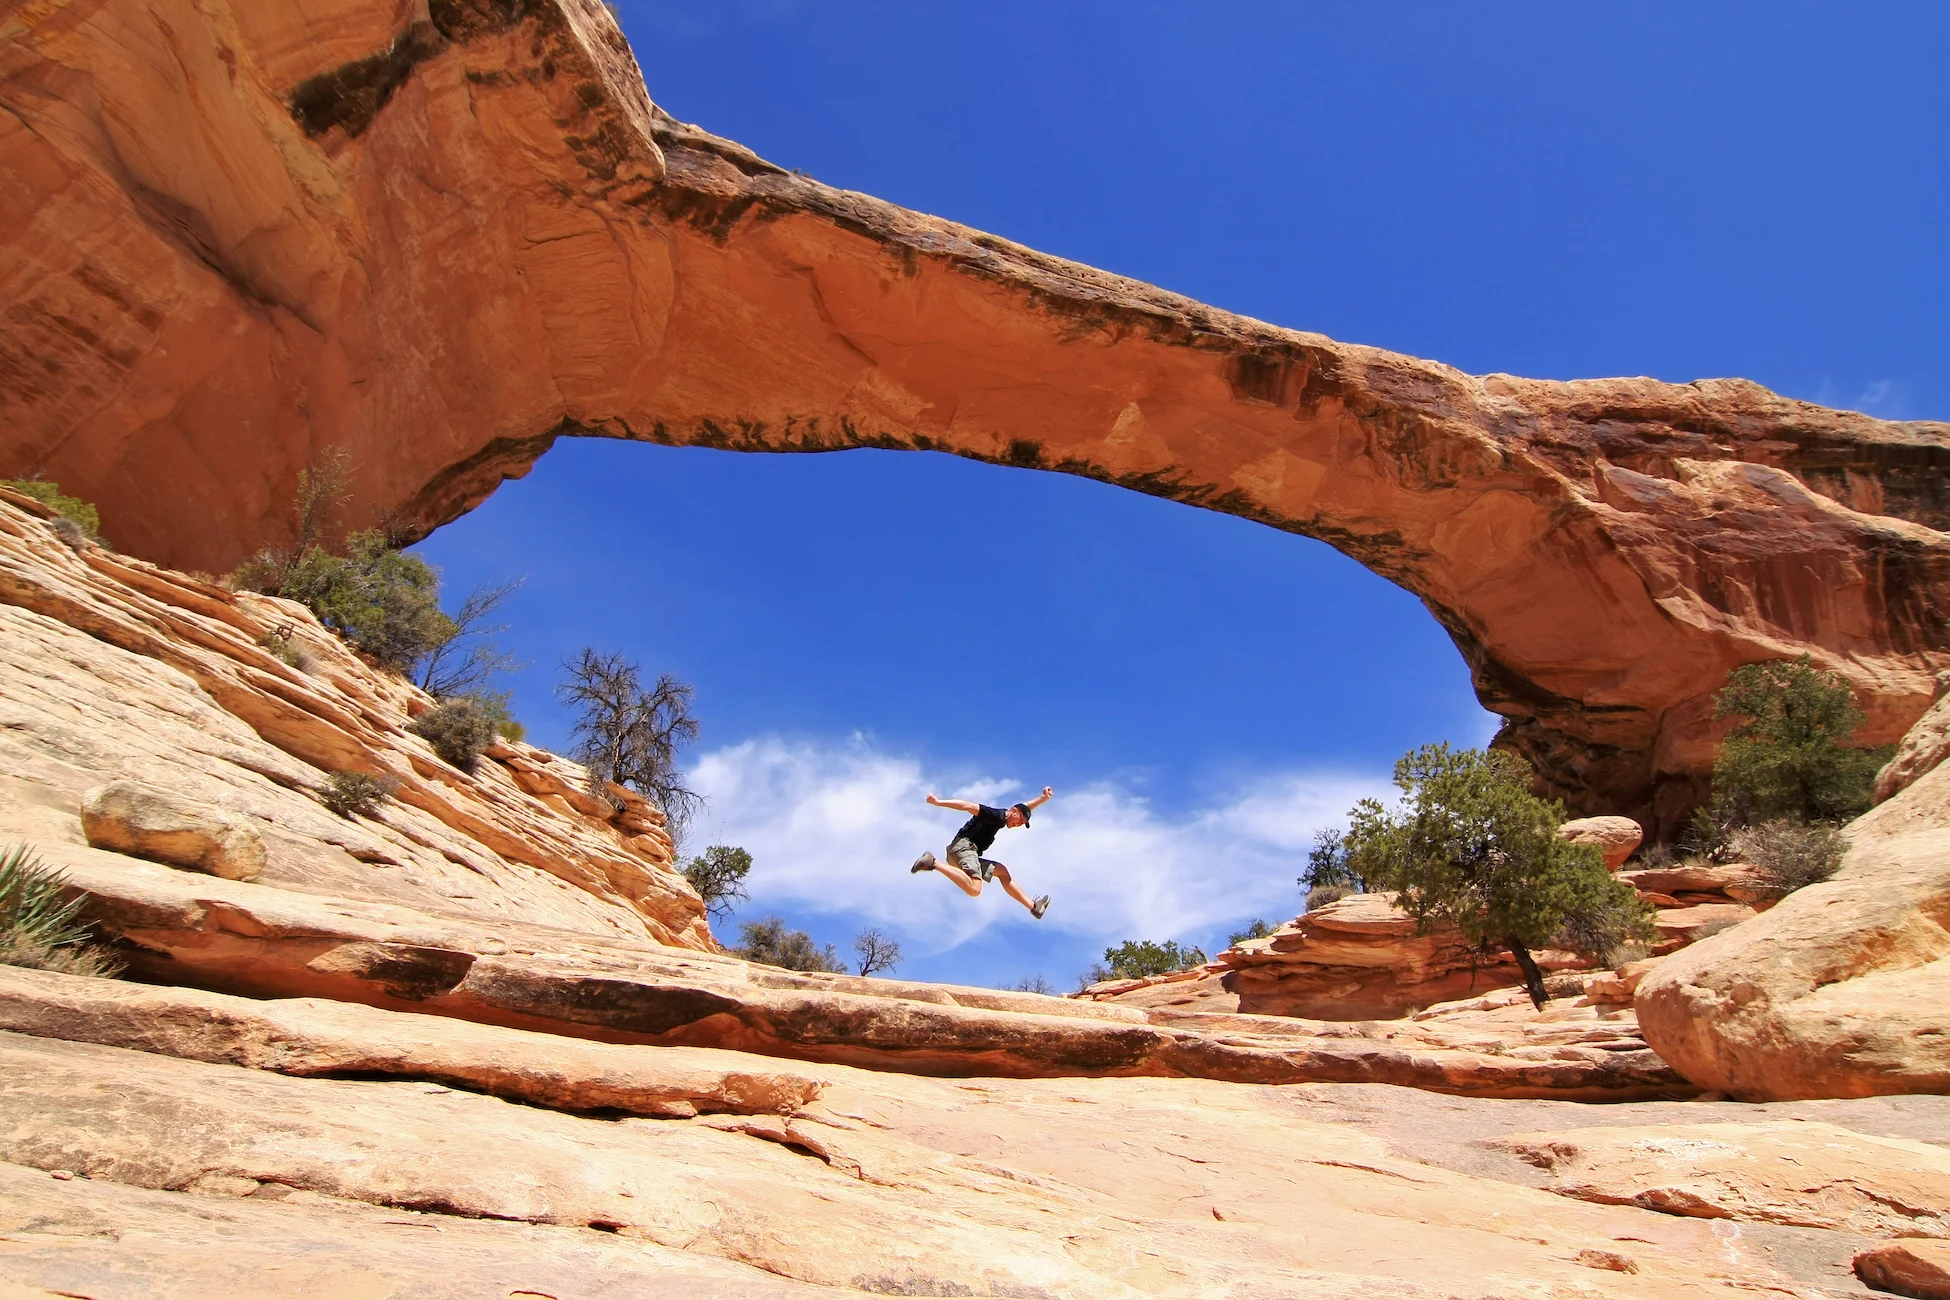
[4,0,1947,833]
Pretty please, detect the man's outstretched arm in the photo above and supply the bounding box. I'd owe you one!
[1026,785,1054,810]
[926,793,981,814]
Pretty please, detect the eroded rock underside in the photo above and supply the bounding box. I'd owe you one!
[3,0,1947,829]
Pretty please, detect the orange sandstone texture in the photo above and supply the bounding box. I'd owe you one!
[1,1,1946,829]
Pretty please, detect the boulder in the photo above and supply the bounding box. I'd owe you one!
[79,780,265,881]
[1557,816,1644,870]
[2,4,1945,833]
[1856,1241,1950,1300]
[1878,689,1950,804]
[1636,703,1950,1100]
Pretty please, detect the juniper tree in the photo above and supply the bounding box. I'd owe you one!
[1342,743,1650,1009]
[1710,655,1887,826]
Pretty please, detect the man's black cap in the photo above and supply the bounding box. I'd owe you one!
[1011,802,1032,826]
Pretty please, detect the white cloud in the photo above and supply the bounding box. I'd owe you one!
[687,735,1391,958]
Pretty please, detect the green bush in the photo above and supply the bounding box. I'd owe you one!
[0,844,120,978]
[1729,819,1846,898]
[682,844,752,921]
[410,698,498,772]
[321,771,396,819]
[1343,743,1652,1009]
[732,916,846,973]
[1710,656,1888,826]
[2,479,103,543]
[1100,938,1208,980]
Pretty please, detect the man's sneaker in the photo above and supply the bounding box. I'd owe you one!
[1030,894,1051,919]
[910,852,936,874]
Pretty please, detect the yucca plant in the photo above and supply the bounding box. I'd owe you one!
[0,844,120,978]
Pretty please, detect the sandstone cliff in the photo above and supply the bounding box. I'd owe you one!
[3,0,1946,829]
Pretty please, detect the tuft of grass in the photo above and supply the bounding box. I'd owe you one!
[0,844,121,978]
[321,771,396,819]
[1305,883,1352,913]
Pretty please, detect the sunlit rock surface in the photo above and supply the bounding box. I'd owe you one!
[3,1,1947,828]
[1636,694,1950,1101]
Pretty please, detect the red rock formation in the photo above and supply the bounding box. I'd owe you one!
[2,1,1946,828]
[1636,695,1950,1100]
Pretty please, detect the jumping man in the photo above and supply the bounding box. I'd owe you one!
[911,787,1053,918]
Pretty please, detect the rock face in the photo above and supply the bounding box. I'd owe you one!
[2,3,1945,829]
[1857,1241,1950,1300]
[1636,698,1950,1101]
[0,492,710,947]
[1494,1120,1950,1237]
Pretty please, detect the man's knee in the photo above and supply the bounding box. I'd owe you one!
[992,863,1012,882]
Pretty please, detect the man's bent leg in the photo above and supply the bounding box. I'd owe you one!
[991,863,1037,912]
[934,842,984,897]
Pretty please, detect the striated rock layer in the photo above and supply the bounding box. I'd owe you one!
[3,2,1947,827]
[0,492,711,946]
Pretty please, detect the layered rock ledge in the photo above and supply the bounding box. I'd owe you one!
[3,1,1946,826]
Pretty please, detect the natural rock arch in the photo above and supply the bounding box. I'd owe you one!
[4,0,1947,830]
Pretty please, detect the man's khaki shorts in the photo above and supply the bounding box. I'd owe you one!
[946,836,997,882]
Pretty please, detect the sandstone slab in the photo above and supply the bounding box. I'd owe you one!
[1,8,1944,832]
[0,1031,1811,1298]
[0,964,822,1119]
[1493,1120,1950,1237]
[1857,1240,1950,1300]
[80,779,267,880]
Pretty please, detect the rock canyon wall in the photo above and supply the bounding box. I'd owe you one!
[3,0,1947,828]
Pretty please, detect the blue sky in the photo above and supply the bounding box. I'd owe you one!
[415,2,1947,988]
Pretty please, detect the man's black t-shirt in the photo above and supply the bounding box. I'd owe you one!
[954,805,1010,853]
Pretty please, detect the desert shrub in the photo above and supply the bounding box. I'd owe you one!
[1553,875,1657,967]
[853,927,902,976]
[557,648,702,846]
[1100,938,1208,981]
[1343,743,1652,1009]
[732,916,846,973]
[1227,918,1277,947]
[0,844,120,978]
[1305,882,1353,912]
[1634,842,1677,870]
[410,698,498,772]
[1541,971,1587,1001]
[1729,819,1846,898]
[1710,656,1888,826]
[682,844,752,921]
[1011,974,1055,995]
[321,771,396,819]
[3,478,103,543]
